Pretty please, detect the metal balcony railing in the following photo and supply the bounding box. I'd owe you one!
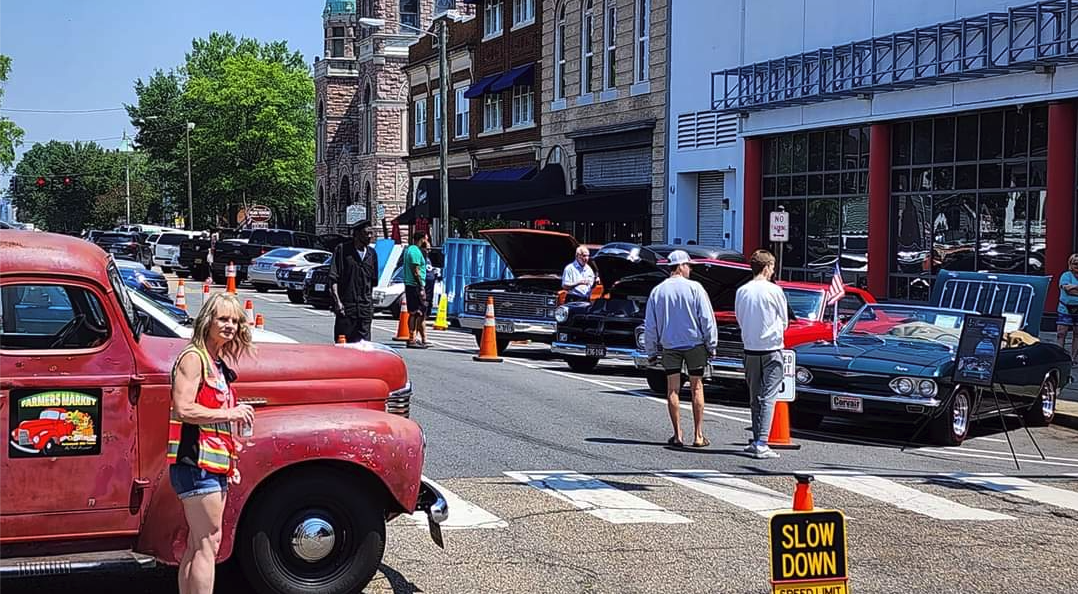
[712,0,1078,113]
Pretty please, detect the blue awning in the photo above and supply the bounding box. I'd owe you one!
[489,64,534,93]
[469,166,536,181]
[463,73,500,99]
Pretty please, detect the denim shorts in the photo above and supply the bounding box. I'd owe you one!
[1059,311,1076,327]
[169,463,227,500]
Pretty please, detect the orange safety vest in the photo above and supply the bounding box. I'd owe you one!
[165,346,236,474]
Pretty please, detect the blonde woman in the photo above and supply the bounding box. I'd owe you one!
[167,293,255,594]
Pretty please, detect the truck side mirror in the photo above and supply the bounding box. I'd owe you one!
[134,310,151,341]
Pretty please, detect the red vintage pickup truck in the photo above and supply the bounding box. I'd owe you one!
[0,230,447,594]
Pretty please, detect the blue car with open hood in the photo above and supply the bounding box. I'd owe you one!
[791,270,1072,445]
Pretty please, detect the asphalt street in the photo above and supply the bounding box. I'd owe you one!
[10,281,1078,594]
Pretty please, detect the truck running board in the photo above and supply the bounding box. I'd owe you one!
[0,550,156,578]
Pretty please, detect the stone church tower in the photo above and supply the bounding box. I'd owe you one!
[315,0,441,235]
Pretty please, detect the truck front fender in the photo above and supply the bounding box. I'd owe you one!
[136,404,425,565]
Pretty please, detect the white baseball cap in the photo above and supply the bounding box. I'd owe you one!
[666,250,691,266]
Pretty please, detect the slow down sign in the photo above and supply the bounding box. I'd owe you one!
[769,509,849,594]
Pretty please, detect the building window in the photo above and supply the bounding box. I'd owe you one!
[554,2,568,100]
[887,105,1050,301]
[455,87,470,138]
[360,0,374,38]
[330,26,346,57]
[484,0,503,38]
[603,0,617,89]
[581,0,595,94]
[317,100,326,163]
[363,84,374,154]
[512,0,535,26]
[511,85,533,127]
[483,94,502,132]
[761,126,871,287]
[634,0,649,83]
[433,92,442,143]
[400,0,420,31]
[414,98,427,146]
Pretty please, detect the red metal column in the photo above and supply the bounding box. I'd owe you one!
[1046,102,1077,312]
[742,137,763,255]
[868,123,891,298]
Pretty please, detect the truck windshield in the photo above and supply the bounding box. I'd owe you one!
[97,233,137,244]
[157,233,186,245]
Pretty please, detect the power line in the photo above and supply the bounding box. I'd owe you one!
[1,107,127,114]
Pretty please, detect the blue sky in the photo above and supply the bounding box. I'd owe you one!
[1,0,324,186]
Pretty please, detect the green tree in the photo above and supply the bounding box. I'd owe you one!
[0,54,27,172]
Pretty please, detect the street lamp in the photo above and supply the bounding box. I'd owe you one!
[359,14,452,245]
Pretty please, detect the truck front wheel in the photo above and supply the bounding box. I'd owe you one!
[238,469,386,594]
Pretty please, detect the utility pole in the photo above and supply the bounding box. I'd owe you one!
[121,131,132,226]
[438,18,450,244]
[186,122,195,230]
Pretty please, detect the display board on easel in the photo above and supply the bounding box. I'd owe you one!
[952,315,1006,388]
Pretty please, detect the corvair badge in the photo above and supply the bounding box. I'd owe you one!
[894,365,910,372]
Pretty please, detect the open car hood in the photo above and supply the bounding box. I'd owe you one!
[930,269,1050,336]
[593,243,663,288]
[480,229,580,276]
[689,260,754,311]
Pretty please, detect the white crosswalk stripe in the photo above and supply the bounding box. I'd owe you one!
[656,470,790,517]
[505,470,692,524]
[406,477,508,530]
[944,473,1078,512]
[812,471,1014,521]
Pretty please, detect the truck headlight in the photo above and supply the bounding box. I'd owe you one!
[635,327,646,349]
[918,379,938,397]
[890,377,915,395]
[554,306,569,323]
[795,367,813,385]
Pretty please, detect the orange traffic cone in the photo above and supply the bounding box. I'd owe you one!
[393,293,411,341]
[244,299,254,325]
[175,279,187,311]
[767,402,801,450]
[202,281,210,296]
[254,313,264,330]
[226,262,237,294]
[792,474,815,511]
[337,335,347,344]
[473,296,503,363]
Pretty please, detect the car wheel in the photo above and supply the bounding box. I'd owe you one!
[388,298,401,320]
[565,356,599,373]
[789,408,823,430]
[1024,373,1058,427]
[287,290,305,305]
[255,285,269,293]
[42,438,58,456]
[238,469,386,594]
[931,388,972,446]
[162,266,173,274]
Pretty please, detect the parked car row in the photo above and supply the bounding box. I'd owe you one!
[459,229,1071,446]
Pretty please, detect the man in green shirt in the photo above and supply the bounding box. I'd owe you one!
[403,230,431,348]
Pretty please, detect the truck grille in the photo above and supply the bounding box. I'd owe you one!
[713,340,744,360]
[386,383,412,418]
[17,430,29,445]
[466,291,556,321]
[565,316,640,349]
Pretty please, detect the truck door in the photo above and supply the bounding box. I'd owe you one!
[0,276,141,541]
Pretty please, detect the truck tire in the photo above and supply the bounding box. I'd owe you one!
[238,469,386,594]
[287,289,305,304]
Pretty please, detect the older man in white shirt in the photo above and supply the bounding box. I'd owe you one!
[561,246,597,302]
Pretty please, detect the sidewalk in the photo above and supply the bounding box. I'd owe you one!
[1042,331,1078,430]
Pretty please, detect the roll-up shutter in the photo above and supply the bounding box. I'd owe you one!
[697,172,725,246]
[582,147,651,188]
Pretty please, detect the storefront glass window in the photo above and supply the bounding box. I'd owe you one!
[889,105,1050,301]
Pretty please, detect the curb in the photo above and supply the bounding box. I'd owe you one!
[1055,400,1078,431]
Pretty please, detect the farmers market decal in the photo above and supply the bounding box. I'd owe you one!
[8,389,102,458]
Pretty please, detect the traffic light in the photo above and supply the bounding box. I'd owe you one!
[62,176,72,186]
[35,177,46,188]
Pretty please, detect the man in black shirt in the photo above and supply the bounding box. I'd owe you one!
[329,220,379,342]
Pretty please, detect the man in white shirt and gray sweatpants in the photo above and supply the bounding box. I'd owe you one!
[734,249,789,459]
[644,250,718,448]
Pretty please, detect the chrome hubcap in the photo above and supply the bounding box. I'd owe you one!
[290,517,335,563]
[952,392,970,437]
[1041,378,1056,418]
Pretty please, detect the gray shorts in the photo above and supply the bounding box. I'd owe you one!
[661,344,708,376]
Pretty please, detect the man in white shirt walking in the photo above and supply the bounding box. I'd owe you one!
[644,250,718,448]
[562,246,597,302]
[735,249,789,459]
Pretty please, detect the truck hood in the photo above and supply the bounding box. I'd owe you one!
[795,335,954,376]
[480,229,579,277]
[13,419,70,434]
[138,337,409,407]
[691,261,754,312]
[593,243,663,288]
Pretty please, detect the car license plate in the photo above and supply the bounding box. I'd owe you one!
[831,395,863,413]
[496,322,513,334]
[585,345,606,358]
[314,283,326,292]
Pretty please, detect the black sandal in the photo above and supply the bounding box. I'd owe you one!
[667,436,684,448]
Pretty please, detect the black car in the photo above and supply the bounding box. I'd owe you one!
[304,257,334,309]
[552,243,746,373]
[94,232,153,268]
[791,270,1071,445]
[210,228,325,285]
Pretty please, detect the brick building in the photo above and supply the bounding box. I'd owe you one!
[315,0,440,236]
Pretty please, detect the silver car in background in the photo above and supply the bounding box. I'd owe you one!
[249,248,332,292]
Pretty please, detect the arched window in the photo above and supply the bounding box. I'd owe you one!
[364,84,374,154]
[634,0,650,84]
[317,185,325,224]
[338,176,350,225]
[554,2,567,101]
[581,0,595,95]
[364,181,373,226]
[317,100,326,162]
